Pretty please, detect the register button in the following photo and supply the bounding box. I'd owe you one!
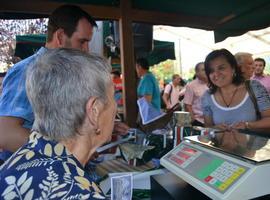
[204,176,213,183]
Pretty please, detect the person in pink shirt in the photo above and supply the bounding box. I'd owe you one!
[162,74,185,110]
[252,58,270,94]
[183,62,208,126]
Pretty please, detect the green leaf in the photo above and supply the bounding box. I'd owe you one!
[4,191,17,199]
[17,149,29,155]
[2,185,15,196]
[41,191,47,198]
[44,143,52,157]
[50,191,67,198]
[51,183,66,193]
[82,194,90,199]
[93,192,105,199]
[42,180,50,186]
[23,189,34,200]
[5,176,16,184]
[17,171,28,186]
[8,154,24,169]
[20,176,33,195]
[40,184,49,191]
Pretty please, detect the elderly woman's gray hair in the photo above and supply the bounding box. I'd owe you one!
[26,48,112,140]
[234,52,252,65]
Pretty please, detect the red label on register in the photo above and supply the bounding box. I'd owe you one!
[182,147,197,154]
[170,155,184,166]
[204,176,213,183]
[176,151,190,160]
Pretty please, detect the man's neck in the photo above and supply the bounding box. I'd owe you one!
[140,70,148,77]
[197,77,207,84]
[254,73,264,77]
[172,82,178,87]
[45,41,58,49]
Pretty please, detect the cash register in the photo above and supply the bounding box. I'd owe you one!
[160,129,270,200]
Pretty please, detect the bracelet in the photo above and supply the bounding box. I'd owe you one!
[245,121,250,130]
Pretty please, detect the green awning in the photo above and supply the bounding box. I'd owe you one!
[14,34,175,66]
[2,1,270,42]
[147,40,175,66]
[15,34,46,59]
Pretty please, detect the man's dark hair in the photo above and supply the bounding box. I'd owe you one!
[47,5,97,42]
[205,48,244,94]
[254,58,266,66]
[0,72,6,77]
[136,58,149,70]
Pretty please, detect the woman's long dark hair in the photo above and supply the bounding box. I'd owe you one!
[204,49,245,94]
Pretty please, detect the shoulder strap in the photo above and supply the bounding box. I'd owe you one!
[168,84,173,103]
[245,80,261,119]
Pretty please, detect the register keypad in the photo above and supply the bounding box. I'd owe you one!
[165,144,249,194]
[197,160,246,192]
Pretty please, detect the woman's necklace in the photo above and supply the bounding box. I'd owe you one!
[219,87,238,107]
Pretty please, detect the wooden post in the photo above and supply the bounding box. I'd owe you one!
[119,0,137,127]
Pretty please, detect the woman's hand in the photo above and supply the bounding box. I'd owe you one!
[113,121,129,135]
[214,123,231,131]
[231,121,246,129]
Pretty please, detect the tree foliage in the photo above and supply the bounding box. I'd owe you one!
[150,59,174,89]
[0,19,48,70]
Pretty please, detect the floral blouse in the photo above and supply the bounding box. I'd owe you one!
[0,131,106,200]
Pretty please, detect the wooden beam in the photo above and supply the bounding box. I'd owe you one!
[0,0,120,20]
[131,9,218,30]
[1,0,219,29]
[119,0,137,127]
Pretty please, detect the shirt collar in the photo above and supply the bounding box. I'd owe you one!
[28,131,84,169]
[36,47,47,56]
[252,74,265,79]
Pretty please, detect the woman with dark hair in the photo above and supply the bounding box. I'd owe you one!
[202,48,270,131]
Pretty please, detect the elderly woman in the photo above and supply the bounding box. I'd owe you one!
[0,49,116,199]
[201,49,270,131]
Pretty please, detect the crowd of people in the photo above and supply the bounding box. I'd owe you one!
[144,50,270,131]
[0,3,270,199]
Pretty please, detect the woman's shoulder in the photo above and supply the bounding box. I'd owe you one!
[249,79,264,88]
[248,79,268,94]
[201,89,212,103]
[247,79,270,109]
[202,89,211,97]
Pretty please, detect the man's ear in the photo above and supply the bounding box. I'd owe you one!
[54,28,65,47]
[85,97,100,129]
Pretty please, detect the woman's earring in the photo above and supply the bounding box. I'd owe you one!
[233,72,236,78]
[95,128,101,135]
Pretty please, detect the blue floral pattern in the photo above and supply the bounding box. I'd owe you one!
[0,131,106,200]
